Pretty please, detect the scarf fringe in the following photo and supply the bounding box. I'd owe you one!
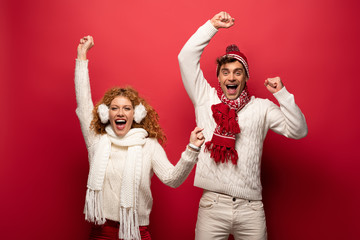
[84,189,106,225]
[119,208,141,240]
[205,141,238,164]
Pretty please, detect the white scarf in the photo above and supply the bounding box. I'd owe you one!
[84,125,148,240]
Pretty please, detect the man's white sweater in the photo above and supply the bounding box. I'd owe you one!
[75,60,199,225]
[178,20,308,200]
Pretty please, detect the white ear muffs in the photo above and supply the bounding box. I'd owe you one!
[134,103,147,123]
[97,103,109,124]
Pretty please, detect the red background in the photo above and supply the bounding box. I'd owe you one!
[1,0,360,239]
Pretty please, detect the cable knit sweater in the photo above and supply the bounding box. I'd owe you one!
[74,59,199,225]
[178,20,308,200]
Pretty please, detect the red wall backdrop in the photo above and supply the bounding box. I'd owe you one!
[1,0,360,239]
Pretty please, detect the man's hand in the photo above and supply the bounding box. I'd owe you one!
[77,35,94,60]
[264,77,284,94]
[189,127,205,149]
[210,11,235,29]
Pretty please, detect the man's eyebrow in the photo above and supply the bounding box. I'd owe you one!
[221,68,243,72]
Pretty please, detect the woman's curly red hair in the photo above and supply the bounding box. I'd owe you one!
[90,86,166,145]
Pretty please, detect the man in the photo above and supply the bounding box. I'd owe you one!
[178,11,308,240]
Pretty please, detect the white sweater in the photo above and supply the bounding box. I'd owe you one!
[178,20,308,200]
[74,59,199,225]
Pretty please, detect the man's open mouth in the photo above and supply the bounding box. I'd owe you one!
[226,84,239,95]
[226,84,238,90]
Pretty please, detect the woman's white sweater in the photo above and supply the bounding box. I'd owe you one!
[75,59,199,225]
[178,20,308,200]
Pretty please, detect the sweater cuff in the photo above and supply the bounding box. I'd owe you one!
[273,86,291,102]
[204,20,218,39]
[182,147,200,163]
[75,59,89,68]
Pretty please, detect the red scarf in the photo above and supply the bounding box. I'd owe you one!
[204,84,251,165]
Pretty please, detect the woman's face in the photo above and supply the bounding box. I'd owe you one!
[109,96,134,137]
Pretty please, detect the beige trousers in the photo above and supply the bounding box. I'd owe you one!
[195,190,267,240]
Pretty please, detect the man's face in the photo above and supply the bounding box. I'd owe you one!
[218,61,248,100]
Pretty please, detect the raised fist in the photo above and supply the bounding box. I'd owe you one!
[77,35,94,60]
[264,77,284,94]
[210,11,235,29]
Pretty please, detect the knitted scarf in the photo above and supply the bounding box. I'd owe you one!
[84,126,148,240]
[205,84,251,164]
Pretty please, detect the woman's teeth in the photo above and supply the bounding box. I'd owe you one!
[115,119,126,125]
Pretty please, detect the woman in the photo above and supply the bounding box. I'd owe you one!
[75,36,204,240]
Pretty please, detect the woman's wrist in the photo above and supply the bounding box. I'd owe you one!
[77,51,87,60]
[188,143,200,151]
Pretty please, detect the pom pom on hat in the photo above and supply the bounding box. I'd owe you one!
[224,44,250,78]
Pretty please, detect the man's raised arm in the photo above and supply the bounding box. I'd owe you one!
[178,12,234,106]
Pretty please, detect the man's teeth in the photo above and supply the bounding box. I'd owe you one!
[226,85,238,89]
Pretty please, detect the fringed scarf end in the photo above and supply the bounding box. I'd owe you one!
[205,141,238,164]
[119,207,141,240]
[84,188,106,225]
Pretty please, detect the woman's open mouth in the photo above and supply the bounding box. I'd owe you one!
[115,119,126,130]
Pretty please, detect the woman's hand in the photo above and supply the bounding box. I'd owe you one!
[77,35,94,60]
[189,127,205,150]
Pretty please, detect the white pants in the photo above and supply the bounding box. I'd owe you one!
[195,190,267,240]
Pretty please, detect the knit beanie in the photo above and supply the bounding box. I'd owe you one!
[221,44,250,78]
